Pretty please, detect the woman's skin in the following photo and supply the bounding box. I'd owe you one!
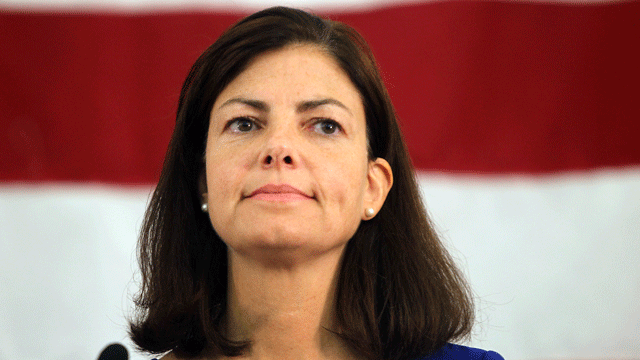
[167,44,392,360]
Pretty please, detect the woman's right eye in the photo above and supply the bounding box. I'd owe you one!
[226,117,259,133]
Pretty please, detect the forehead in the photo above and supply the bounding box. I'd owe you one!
[212,44,363,110]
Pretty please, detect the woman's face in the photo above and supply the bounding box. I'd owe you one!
[204,45,386,263]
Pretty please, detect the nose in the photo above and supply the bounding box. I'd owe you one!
[259,128,299,169]
[263,151,293,167]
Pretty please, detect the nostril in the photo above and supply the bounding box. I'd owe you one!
[265,155,273,164]
[284,156,292,165]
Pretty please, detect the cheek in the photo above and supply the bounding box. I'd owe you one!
[320,162,368,241]
[321,156,368,210]
[205,159,246,242]
[205,145,250,213]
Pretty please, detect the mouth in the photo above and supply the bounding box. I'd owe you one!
[247,184,313,202]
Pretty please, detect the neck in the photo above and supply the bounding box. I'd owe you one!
[222,247,360,360]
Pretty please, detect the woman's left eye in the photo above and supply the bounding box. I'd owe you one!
[312,119,342,135]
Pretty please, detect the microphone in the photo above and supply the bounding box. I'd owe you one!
[97,343,129,360]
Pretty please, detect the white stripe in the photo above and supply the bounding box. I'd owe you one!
[0,185,150,360]
[417,167,640,358]
[1,167,639,359]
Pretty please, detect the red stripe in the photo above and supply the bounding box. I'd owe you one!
[1,2,639,183]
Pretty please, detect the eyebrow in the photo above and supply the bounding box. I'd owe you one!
[218,97,352,116]
[219,98,269,112]
[296,99,352,116]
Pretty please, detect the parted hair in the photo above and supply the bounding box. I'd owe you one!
[129,6,474,360]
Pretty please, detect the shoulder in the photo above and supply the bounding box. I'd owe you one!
[417,343,504,360]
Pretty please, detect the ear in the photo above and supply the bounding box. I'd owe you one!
[362,157,393,220]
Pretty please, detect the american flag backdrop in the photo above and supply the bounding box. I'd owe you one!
[1,0,639,359]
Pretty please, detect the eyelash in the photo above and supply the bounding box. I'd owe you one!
[224,117,343,136]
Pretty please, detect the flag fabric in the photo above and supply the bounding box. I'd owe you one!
[1,1,639,359]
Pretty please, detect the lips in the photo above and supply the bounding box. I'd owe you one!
[247,184,313,202]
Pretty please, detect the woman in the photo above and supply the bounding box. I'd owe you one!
[130,6,503,360]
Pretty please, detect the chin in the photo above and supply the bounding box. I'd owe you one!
[225,229,349,265]
[237,227,319,250]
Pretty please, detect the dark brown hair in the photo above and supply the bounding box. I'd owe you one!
[130,6,473,360]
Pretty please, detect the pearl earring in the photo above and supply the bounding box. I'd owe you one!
[201,203,208,212]
[365,208,375,217]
